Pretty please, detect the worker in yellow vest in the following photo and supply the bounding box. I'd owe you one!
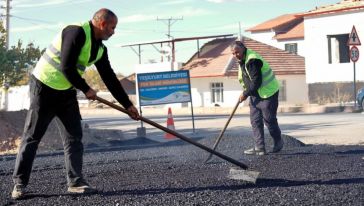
[11,8,139,199]
[231,40,283,156]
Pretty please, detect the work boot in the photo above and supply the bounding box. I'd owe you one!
[272,139,284,153]
[244,147,266,155]
[11,184,26,199]
[67,180,97,194]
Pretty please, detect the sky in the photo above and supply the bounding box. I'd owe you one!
[5,0,340,76]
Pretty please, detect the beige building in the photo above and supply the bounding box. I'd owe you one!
[181,37,307,108]
[246,0,364,103]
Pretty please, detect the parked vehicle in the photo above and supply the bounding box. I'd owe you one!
[357,87,364,110]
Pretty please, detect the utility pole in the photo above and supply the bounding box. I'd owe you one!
[1,0,11,49]
[239,21,242,40]
[157,16,183,39]
[0,0,10,111]
[157,16,183,67]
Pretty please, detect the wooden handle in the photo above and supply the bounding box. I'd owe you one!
[96,96,248,169]
[205,99,240,162]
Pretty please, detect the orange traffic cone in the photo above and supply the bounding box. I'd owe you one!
[165,107,176,139]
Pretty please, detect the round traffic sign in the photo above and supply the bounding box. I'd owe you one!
[350,46,359,62]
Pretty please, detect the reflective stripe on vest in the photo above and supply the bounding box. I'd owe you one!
[238,49,280,98]
[32,21,104,90]
[261,69,276,87]
[42,45,86,72]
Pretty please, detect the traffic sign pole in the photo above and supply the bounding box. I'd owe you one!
[348,26,360,108]
[350,46,359,108]
[353,61,356,108]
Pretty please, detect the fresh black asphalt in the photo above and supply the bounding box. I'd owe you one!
[0,133,363,206]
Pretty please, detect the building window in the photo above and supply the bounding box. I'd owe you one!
[285,43,297,54]
[278,80,286,101]
[327,34,350,64]
[211,82,224,104]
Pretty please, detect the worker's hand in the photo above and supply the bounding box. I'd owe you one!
[127,105,140,120]
[239,93,248,103]
[85,88,97,100]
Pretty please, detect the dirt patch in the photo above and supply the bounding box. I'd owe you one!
[0,110,26,154]
[0,110,126,155]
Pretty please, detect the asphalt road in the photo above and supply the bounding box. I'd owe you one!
[0,112,363,205]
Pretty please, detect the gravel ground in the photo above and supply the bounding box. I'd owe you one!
[0,134,363,206]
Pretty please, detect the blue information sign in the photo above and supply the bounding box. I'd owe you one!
[137,71,191,106]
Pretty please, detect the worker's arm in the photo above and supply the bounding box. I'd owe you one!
[60,25,91,93]
[242,58,263,97]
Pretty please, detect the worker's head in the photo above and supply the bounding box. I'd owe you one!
[230,41,246,63]
[92,8,118,41]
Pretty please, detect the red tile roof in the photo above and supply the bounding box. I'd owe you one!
[120,77,136,94]
[299,0,364,17]
[247,1,364,41]
[238,37,305,75]
[181,38,234,78]
[246,13,302,32]
[181,37,305,78]
[274,21,304,40]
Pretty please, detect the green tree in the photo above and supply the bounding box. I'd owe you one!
[0,20,44,86]
[83,67,106,91]
[0,22,8,84]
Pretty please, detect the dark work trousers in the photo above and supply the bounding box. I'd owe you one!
[249,91,281,150]
[13,75,83,186]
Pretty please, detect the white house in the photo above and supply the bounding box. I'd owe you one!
[300,0,364,83]
[246,0,364,103]
[246,13,305,57]
[181,37,307,107]
[128,37,307,109]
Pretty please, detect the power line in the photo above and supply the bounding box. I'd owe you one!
[157,16,183,39]
[11,15,58,33]
[11,15,56,24]
[156,16,183,63]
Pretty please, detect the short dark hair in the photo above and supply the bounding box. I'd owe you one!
[93,8,117,22]
[230,41,246,50]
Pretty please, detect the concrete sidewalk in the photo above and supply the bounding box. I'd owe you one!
[81,108,364,147]
[81,103,361,116]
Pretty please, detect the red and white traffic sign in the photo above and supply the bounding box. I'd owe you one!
[347,26,361,46]
[350,46,359,62]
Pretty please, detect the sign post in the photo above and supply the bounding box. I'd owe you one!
[350,46,359,107]
[348,26,361,108]
[137,70,196,132]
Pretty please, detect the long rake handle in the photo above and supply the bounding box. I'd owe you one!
[96,96,248,170]
[205,99,240,162]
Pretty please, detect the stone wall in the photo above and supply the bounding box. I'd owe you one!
[308,82,364,104]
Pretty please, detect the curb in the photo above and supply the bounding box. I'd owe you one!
[80,105,361,116]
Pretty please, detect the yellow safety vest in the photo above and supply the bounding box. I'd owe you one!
[33,22,104,90]
[238,49,280,98]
